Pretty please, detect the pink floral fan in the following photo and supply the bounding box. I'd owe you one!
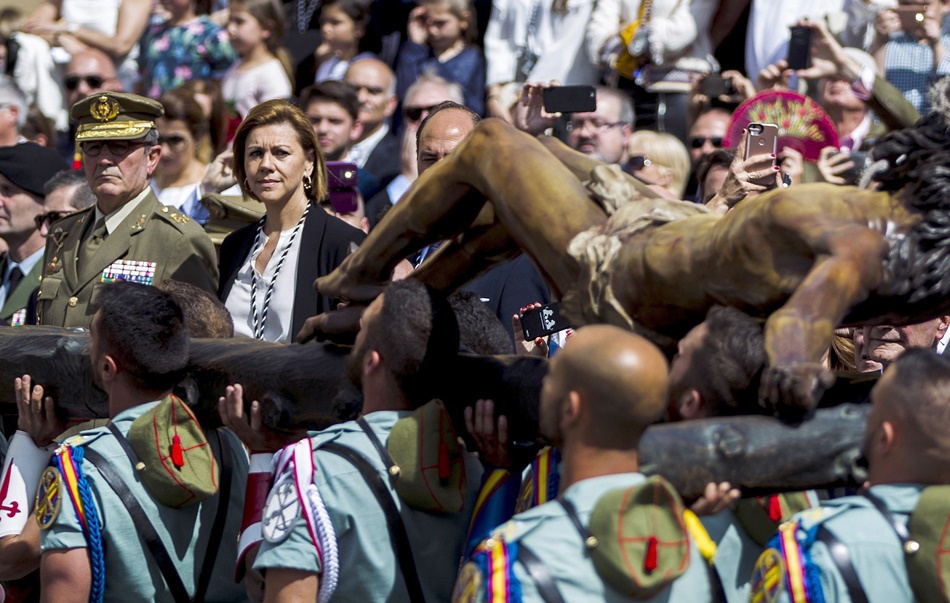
[724,89,839,162]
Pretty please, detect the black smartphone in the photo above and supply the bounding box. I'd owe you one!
[838,151,869,185]
[520,302,570,341]
[542,86,597,114]
[326,161,359,214]
[702,75,734,98]
[787,25,812,70]
[744,123,779,187]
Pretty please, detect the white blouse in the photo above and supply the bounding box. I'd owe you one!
[225,226,303,343]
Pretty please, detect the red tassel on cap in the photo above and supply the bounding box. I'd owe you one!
[768,495,783,522]
[644,536,658,572]
[171,434,185,468]
[438,442,451,483]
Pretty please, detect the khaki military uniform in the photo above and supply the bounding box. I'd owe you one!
[37,191,218,328]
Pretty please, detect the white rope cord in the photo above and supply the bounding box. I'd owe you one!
[249,205,310,339]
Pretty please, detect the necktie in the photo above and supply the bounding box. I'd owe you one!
[79,218,107,270]
[6,266,23,294]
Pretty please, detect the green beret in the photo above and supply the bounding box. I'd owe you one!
[70,92,164,142]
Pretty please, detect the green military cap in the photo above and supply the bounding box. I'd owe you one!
[70,92,164,142]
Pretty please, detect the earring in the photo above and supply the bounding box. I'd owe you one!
[243,178,250,190]
[303,174,313,195]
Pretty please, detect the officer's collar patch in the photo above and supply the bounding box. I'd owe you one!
[35,466,63,530]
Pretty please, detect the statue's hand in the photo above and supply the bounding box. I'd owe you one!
[295,304,366,344]
[218,384,305,452]
[759,363,836,418]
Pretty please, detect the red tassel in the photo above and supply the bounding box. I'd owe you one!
[768,495,783,522]
[644,536,658,572]
[171,434,185,468]
[438,442,451,483]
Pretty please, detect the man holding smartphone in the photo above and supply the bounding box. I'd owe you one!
[871,0,950,112]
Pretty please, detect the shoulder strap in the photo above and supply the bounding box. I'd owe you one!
[194,429,232,603]
[321,441,426,603]
[863,490,915,550]
[815,525,870,603]
[83,446,193,603]
[517,544,566,603]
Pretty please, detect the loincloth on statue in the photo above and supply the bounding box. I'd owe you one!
[561,164,713,345]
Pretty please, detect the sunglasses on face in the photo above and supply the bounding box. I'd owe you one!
[403,104,439,122]
[81,140,146,157]
[64,75,105,91]
[34,210,71,230]
[628,155,652,170]
[158,134,188,149]
[690,136,724,149]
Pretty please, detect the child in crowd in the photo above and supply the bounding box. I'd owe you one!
[396,0,485,115]
[314,0,375,83]
[221,0,293,118]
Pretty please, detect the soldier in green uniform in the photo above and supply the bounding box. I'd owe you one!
[749,349,950,603]
[35,282,247,602]
[453,325,714,603]
[0,144,68,326]
[37,92,218,328]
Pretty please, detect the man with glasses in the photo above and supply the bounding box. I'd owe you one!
[687,108,730,169]
[37,170,96,236]
[565,87,634,165]
[36,92,218,328]
[0,144,68,326]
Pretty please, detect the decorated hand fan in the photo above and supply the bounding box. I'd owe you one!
[725,90,839,161]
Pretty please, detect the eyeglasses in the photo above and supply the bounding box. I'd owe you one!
[64,75,105,91]
[628,155,652,170]
[81,140,146,157]
[690,136,724,149]
[403,104,438,122]
[34,210,72,230]
[158,134,188,149]
[569,118,624,132]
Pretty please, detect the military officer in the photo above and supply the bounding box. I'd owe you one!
[0,144,68,325]
[37,92,218,328]
[453,325,714,602]
[750,349,950,602]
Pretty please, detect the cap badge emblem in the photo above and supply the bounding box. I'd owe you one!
[90,96,120,122]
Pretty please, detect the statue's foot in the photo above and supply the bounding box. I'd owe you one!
[759,363,836,420]
[314,268,387,303]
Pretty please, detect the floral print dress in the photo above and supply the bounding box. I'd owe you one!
[140,15,236,98]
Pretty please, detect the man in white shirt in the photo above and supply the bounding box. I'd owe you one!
[345,58,401,186]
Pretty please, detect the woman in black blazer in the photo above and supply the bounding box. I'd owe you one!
[218,100,365,342]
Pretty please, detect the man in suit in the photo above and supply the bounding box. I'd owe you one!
[37,92,218,328]
[0,144,69,325]
[345,58,401,187]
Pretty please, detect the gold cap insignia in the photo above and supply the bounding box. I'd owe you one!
[90,95,120,123]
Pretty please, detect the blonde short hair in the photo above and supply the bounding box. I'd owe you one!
[628,130,691,198]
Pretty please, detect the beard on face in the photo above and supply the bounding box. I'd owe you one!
[345,341,367,390]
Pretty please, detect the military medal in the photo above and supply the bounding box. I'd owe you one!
[262,474,301,544]
[35,467,63,530]
[101,260,157,286]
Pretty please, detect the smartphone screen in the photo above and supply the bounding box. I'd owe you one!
[542,86,597,114]
[744,123,779,187]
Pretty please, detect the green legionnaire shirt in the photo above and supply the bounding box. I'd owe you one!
[39,402,249,603]
[454,473,713,603]
[748,484,923,603]
[254,410,483,602]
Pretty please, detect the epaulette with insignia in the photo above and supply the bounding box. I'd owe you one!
[156,206,192,229]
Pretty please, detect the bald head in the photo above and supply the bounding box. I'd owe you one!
[540,325,669,449]
[344,58,397,137]
[867,349,950,484]
[65,49,120,107]
[416,104,479,174]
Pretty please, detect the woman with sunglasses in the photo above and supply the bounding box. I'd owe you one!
[151,89,213,223]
